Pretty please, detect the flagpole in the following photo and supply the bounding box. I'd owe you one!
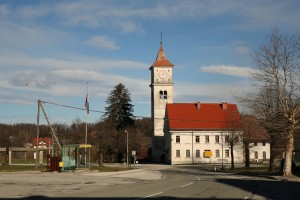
[85,82,88,168]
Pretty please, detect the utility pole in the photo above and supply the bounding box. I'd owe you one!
[221,131,224,170]
[192,131,194,164]
[125,130,128,167]
[85,83,89,168]
[36,100,40,170]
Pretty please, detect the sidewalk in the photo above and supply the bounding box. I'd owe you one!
[80,165,163,180]
[272,175,300,182]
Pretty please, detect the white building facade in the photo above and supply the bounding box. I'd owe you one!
[249,142,270,163]
[165,131,243,165]
[149,41,270,165]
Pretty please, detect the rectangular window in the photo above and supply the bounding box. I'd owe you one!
[215,150,220,158]
[176,136,180,143]
[186,150,190,158]
[215,135,220,143]
[205,135,209,143]
[225,150,230,157]
[225,135,229,143]
[176,150,180,157]
[254,142,257,146]
[195,135,200,143]
[196,150,200,158]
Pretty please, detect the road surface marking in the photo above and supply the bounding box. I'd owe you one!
[180,182,194,188]
[136,192,163,199]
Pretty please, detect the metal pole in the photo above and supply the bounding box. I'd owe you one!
[192,131,194,164]
[221,132,224,169]
[85,83,88,168]
[36,100,40,170]
[85,115,87,168]
[125,130,128,167]
[40,103,61,151]
[89,148,91,168]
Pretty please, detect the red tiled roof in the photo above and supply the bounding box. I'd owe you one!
[32,138,52,146]
[151,44,174,67]
[166,102,244,131]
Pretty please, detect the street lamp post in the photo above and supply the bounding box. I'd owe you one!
[221,131,224,170]
[125,130,128,167]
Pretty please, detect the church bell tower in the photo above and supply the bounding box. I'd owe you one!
[149,38,174,162]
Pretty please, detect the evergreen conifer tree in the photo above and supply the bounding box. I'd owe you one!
[103,83,134,130]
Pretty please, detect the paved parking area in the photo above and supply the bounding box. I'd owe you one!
[0,165,164,198]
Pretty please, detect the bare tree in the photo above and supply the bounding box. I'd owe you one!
[241,115,269,168]
[224,131,240,170]
[223,109,243,170]
[245,28,300,176]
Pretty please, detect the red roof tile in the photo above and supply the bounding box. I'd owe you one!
[151,44,174,67]
[32,138,52,146]
[166,102,243,131]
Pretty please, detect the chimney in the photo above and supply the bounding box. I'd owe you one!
[196,101,201,110]
[222,101,227,110]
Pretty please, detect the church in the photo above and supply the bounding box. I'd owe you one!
[149,40,270,165]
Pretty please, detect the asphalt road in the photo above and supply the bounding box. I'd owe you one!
[1,164,300,199]
[69,169,254,199]
[63,165,300,199]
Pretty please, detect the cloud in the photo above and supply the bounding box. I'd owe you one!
[234,46,249,55]
[0,20,72,52]
[174,80,254,109]
[200,65,254,77]
[17,5,51,19]
[53,1,300,32]
[51,69,149,97]
[0,53,146,70]
[53,1,145,33]
[2,1,299,34]
[0,4,10,16]
[9,70,57,89]
[0,66,149,102]
[86,36,120,50]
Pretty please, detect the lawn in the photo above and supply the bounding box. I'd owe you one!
[223,166,285,177]
[0,165,45,172]
[0,164,131,172]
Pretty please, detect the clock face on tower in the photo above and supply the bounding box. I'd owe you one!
[158,70,168,79]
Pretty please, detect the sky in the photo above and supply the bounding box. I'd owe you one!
[1,0,300,125]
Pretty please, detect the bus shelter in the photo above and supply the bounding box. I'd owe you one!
[61,144,92,171]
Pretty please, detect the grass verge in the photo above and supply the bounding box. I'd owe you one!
[0,165,45,172]
[0,164,131,173]
[224,166,282,176]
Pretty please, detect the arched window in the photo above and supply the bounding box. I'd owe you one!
[255,151,258,159]
[159,91,164,99]
[163,91,167,99]
[159,90,168,100]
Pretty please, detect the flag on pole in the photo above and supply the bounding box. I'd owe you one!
[85,94,89,114]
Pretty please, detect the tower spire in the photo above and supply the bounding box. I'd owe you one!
[151,32,173,67]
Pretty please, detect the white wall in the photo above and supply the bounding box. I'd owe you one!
[166,131,269,165]
[249,142,270,163]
